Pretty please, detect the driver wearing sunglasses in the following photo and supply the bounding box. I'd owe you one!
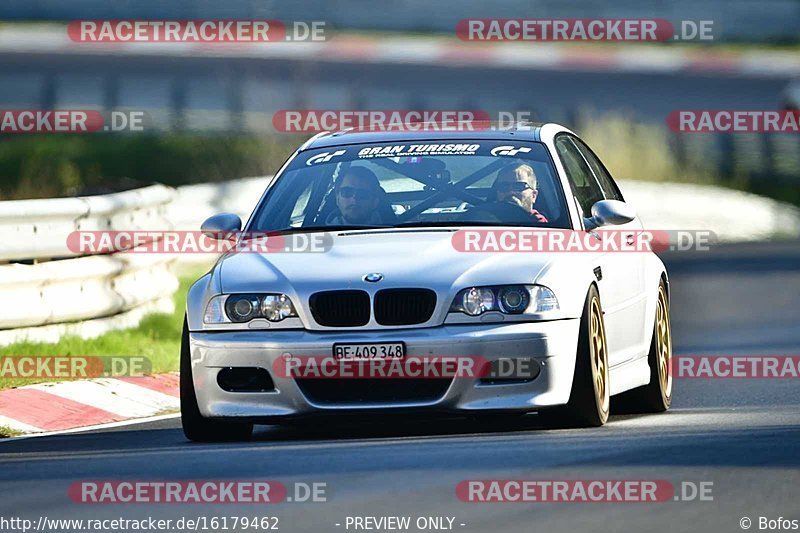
[328,166,384,225]
[491,163,548,223]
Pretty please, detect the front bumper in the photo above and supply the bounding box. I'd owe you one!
[189,319,580,420]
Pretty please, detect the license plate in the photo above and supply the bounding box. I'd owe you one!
[333,342,405,360]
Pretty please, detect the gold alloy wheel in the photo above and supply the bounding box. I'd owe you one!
[655,285,673,398]
[589,297,610,414]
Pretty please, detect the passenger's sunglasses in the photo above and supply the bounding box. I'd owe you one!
[338,186,374,201]
[495,181,533,193]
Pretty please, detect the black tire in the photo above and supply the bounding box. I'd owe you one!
[540,285,610,428]
[180,318,253,442]
[612,279,673,414]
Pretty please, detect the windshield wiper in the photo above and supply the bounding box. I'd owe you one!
[250,224,392,236]
[392,221,535,229]
[245,222,540,237]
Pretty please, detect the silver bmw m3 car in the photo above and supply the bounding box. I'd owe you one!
[181,123,673,441]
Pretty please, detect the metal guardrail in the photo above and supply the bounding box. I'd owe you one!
[0,178,266,344]
[167,178,267,231]
[0,254,178,330]
[0,184,175,262]
[0,185,178,336]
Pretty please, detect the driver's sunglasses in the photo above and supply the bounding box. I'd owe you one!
[495,181,532,193]
[338,186,374,201]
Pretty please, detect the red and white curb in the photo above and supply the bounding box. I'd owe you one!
[0,373,179,435]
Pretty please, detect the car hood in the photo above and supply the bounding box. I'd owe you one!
[219,228,560,294]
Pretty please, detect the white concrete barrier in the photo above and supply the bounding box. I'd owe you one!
[0,185,178,345]
[618,181,800,242]
[0,254,178,329]
[166,177,268,265]
[0,179,262,345]
[0,184,175,262]
[168,177,268,231]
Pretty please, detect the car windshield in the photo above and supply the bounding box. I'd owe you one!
[249,140,571,232]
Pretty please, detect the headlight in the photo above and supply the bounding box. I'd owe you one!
[498,286,530,313]
[226,295,261,322]
[204,295,230,324]
[449,285,559,316]
[529,285,559,313]
[261,294,297,322]
[461,287,496,316]
[204,293,299,324]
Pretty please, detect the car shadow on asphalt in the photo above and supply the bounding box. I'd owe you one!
[2,418,800,472]
[251,412,550,441]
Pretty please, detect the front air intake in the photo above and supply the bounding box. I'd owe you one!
[374,288,437,326]
[309,290,371,327]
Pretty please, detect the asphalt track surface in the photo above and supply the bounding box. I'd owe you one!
[1,240,799,533]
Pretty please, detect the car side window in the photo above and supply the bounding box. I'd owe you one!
[572,138,623,202]
[555,136,605,218]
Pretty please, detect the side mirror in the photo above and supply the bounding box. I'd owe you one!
[201,213,242,239]
[585,200,636,230]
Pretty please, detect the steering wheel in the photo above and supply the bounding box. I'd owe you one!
[461,201,548,226]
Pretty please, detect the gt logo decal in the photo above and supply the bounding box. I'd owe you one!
[490,145,532,157]
[306,150,346,166]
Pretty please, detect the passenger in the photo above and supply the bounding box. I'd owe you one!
[490,163,548,223]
